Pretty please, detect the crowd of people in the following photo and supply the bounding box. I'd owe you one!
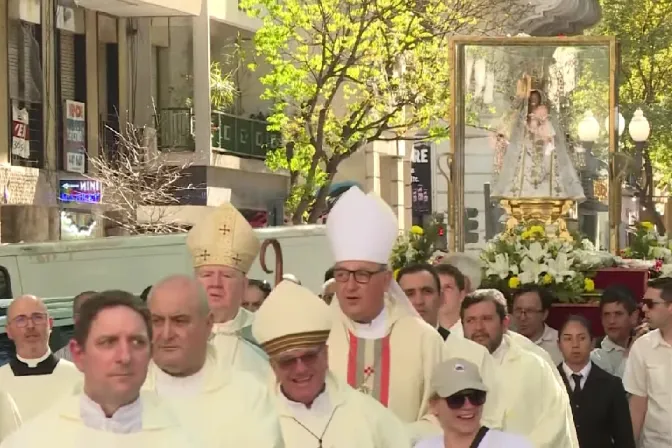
[0,185,667,447]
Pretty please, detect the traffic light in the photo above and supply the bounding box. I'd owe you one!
[464,208,479,244]
[435,222,447,251]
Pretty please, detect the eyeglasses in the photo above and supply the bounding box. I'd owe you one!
[642,298,667,309]
[11,313,47,328]
[332,268,385,285]
[274,347,323,370]
[445,390,487,410]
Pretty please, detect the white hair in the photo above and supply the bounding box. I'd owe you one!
[473,288,508,311]
[322,278,336,294]
[282,273,301,285]
[441,253,483,292]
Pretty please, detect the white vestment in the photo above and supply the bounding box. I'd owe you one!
[0,355,82,423]
[143,345,283,447]
[211,307,272,382]
[507,330,565,385]
[0,392,198,448]
[0,392,20,442]
[491,335,578,448]
[275,372,411,447]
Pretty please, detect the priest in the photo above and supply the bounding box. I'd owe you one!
[325,187,445,438]
[253,280,411,447]
[0,291,197,447]
[143,275,283,447]
[0,295,82,422]
[186,202,271,380]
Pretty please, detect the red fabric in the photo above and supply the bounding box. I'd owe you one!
[379,336,391,407]
[346,332,358,388]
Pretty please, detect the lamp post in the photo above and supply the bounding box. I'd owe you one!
[577,110,602,243]
[628,108,650,176]
[577,110,600,174]
[604,112,626,138]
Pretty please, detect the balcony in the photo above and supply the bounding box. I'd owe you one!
[155,108,194,151]
[72,0,201,17]
[211,111,279,159]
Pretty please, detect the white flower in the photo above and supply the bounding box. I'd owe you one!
[486,253,519,279]
[547,253,576,282]
[650,246,672,263]
[660,264,672,278]
[522,242,547,262]
[519,257,548,284]
[581,239,595,251]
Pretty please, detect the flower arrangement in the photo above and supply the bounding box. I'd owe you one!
[480,224,615,303]
[390,214,446,275]
[621,221,672,264]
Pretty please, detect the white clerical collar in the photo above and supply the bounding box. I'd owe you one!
[79,393,143,433]
[154,364,206,398]
[351,308,386,339]
[17,348,51,368]
[280,385,332,420]
[562,361,591,378]
[492,336,509,365]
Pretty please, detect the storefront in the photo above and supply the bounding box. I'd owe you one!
[58,178,101,240]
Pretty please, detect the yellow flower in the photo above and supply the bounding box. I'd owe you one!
[584,278,595,292]
[393,268,400,280]
[508,276,521,289]
[641,221,654,230]
[542,273,553,285]
[530,225,545,235]
[521,231,531,240]
[410,225,424,236]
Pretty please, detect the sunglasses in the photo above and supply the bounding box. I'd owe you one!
[445,390,487,410]
[642,298,667,309]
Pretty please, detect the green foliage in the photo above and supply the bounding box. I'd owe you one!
[389,214,446,271]
[241,0,529,222]
[209,62,237,111]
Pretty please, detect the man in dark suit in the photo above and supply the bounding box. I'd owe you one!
[557,315,635,448]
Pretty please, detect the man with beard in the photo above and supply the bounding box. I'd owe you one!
[143,275,283,447]
[0,295,81,423]
[324,187,444,441]
[253,280,410,447]
[0,291,196,447]
[461,290,578,448]
[186,203,270,380]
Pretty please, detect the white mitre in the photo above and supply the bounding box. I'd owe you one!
[252,281,332,357]
[326,186,418,317]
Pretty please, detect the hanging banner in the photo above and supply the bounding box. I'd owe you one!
[411,141,433,214]
[11,104,30,159]
[63,100,86,173]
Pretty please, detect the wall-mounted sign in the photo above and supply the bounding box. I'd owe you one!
[411,141,433,215]
[63,100,86,174]
[59,180,101,204]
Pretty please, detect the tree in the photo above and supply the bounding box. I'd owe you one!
[87,123,198,235]
[588,0,672,233]
[242,0,530,223]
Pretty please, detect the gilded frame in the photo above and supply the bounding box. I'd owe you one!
[448,36,620,253]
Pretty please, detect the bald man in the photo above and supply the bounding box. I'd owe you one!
[142,275,283,448]
[0,295,82,422]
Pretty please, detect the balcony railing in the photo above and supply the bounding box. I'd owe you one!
[155,108,194,151]
[211,111,280,159]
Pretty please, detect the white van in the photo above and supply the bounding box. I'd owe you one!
[0,224,332,302]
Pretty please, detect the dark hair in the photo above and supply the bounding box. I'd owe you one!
[599,284,637,314]
[73,291,97,312]
[434,264,467,291]
[396,263,441,293]
[324,268,335,282]
[647,278,672,303]
[560,314,593,339]
[248,279,272,298]
[511,285,555,312]
[139,286,152,302]
[461,290,507,322]
[73,290,152,347]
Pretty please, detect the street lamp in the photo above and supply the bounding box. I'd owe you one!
[604,112,626,137]
[628,108,650,176]
[577,110,600,172]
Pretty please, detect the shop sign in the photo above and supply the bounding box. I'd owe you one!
[63,100,86,174]
[59,180,101,204]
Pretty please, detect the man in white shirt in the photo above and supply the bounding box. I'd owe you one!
[415,358,533,448]
[0,291,196,447]
[510,286,563,365]
[462,290,578,447]
[186,202,271,380]
[0,295,81,422]
[623,278,672,447]
[253,280,410,447]
[143,275,283,447]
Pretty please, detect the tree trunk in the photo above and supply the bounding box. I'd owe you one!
[306,172,338,223]
[642,151,666,235]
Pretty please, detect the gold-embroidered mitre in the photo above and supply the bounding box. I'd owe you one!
[186,203,260,273]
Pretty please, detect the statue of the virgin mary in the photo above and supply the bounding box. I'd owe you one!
[492,75,585,202]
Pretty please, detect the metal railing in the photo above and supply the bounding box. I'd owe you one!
[211,110,280,159]
[154,108,194,151]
